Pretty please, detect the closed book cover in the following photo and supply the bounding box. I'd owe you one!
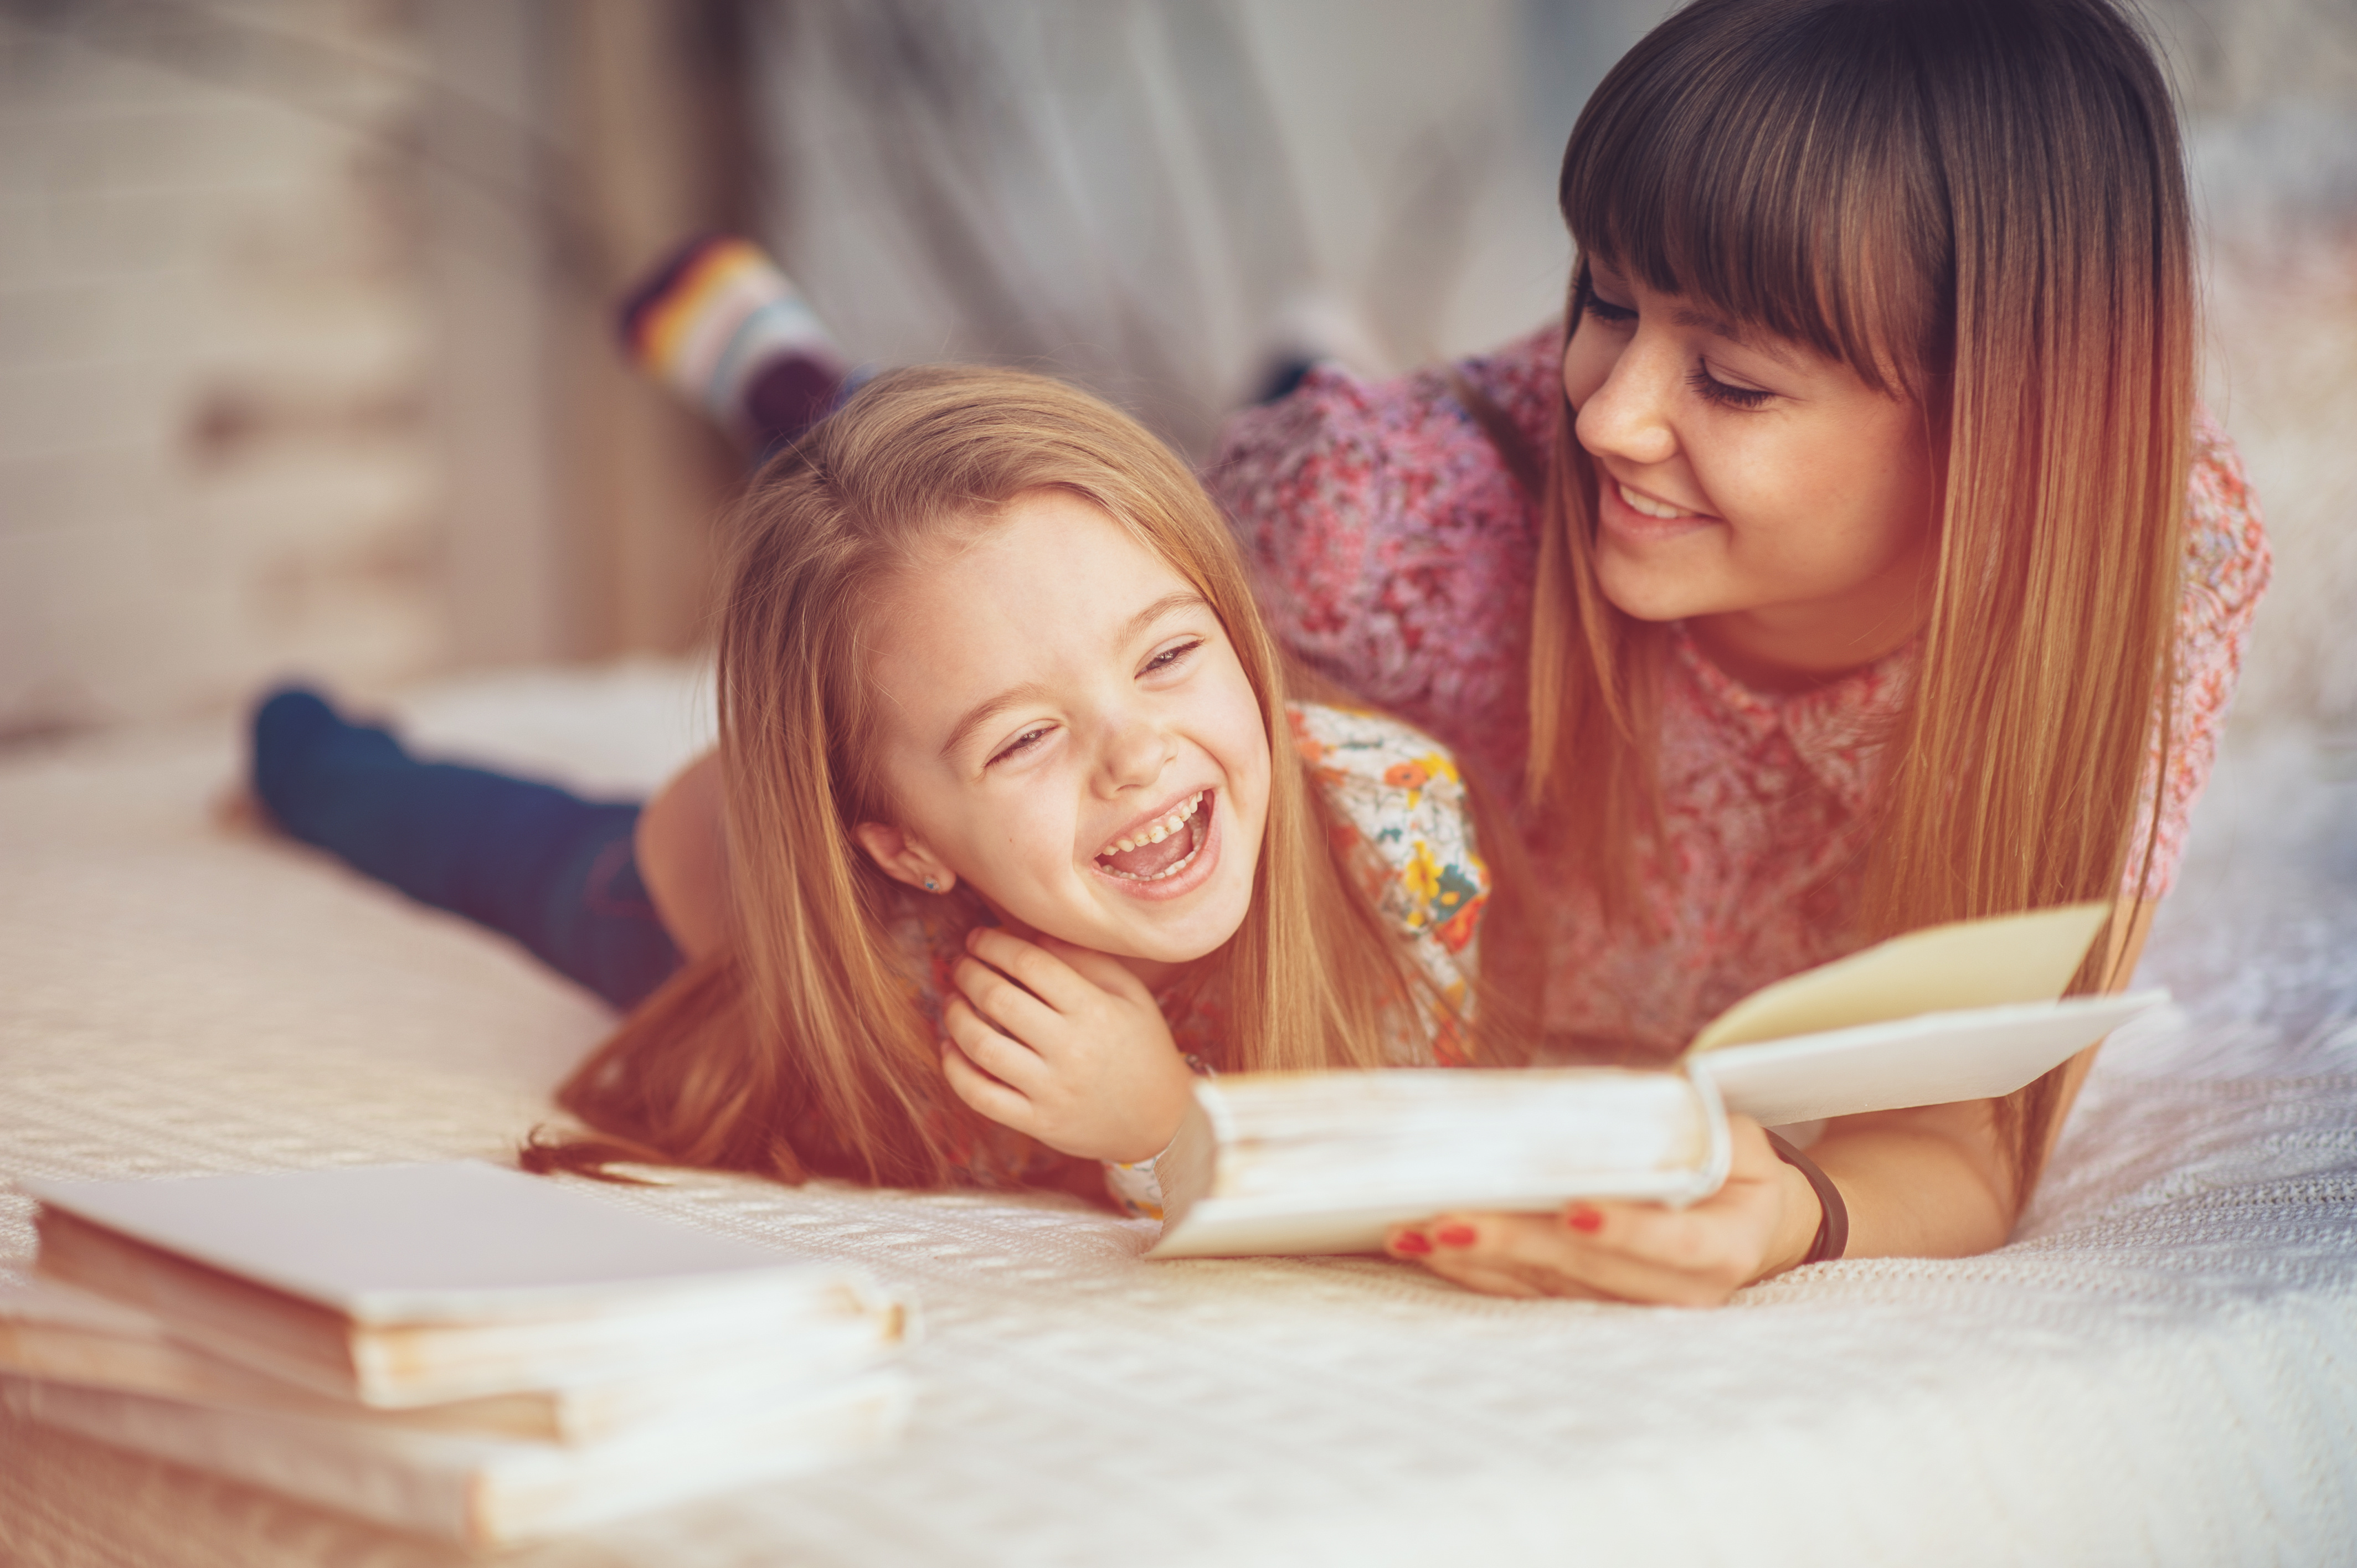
[23,1162,907,1405]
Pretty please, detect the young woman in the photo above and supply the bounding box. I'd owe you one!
[1208,0,2269,1302]
[253,366,1495,1210]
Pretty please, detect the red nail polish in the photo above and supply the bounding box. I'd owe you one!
[1434,1224,1477,1248]
[1391,1230,1433,1256]
[1565,1204,1604,1234]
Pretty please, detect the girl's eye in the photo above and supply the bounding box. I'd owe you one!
[1685,362,1773,411]
[987,726,1052,766]
[1142,638,1203,677]
[1581,293,1637,326]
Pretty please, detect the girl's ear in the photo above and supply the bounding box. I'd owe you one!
[852,822,957,895]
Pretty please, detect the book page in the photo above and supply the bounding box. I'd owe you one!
[1687,902,2112,1053]
[1694,989,2166,1126]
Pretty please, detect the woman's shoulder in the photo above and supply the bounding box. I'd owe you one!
[1207,330,1557,775]
[1208,324,1560,498]
[2184,408,2272,618]
[1285,701,1488,955]
[2128,410,2274,902]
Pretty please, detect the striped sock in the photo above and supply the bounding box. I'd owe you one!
[617,235,850,450]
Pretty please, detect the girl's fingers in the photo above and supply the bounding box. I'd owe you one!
[939,1040,1038,1133]
[940,994,1047,1095]
[964,927,1094,1013]
[951,954,1062,1044]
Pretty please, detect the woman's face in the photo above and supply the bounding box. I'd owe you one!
[858,488,1272,981]
[1560,257,1938,688]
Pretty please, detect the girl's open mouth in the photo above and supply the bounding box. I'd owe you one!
[1091,790,1214,889]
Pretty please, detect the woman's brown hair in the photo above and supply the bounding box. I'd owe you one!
[532,365,1451,1190]
[1523,0,2191,1199]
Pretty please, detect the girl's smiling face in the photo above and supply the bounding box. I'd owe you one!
[856,487,1271,981]
[1561,258,1939,689]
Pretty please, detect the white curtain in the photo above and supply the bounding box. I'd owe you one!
[740,0,1636,453]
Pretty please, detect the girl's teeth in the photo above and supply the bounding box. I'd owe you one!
[1097,792,1207,863]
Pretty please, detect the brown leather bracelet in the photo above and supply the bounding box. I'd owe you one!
[1762,1128,1849,1266]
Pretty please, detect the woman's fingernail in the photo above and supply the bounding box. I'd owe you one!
[1391,1230,1433,1256]
[1434,1224,1477,1248]
[1565,1204,1604,1234]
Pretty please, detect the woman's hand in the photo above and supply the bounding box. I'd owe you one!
[939,927,1196,1164]
[1383,1114,1824,1306]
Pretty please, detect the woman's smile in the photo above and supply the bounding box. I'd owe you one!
[1601,475,1716,543]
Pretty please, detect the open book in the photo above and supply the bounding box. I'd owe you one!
[1150,901,2166,1258]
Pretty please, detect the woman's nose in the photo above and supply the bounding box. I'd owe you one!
[1573,336,1680,468]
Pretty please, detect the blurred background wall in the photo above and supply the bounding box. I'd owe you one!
[0,0,2351,745]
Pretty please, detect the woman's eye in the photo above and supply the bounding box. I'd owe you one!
[987,726,1052,766]
[1581,293,1637,325]
[1142,638,1203,677]
[1685,362,1773,411]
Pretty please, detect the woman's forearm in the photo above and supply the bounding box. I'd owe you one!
[1804,1100,2018,1261]
[1798,894,2164,1265]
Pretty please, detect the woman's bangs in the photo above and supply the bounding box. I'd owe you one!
[1557,0,1946,398]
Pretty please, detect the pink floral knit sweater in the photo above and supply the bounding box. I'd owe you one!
[1209,327,2272,1054]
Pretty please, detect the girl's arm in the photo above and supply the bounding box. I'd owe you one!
[636,750,732,961]
[1394,894,2157,1303]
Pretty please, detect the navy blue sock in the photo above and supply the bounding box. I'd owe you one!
[250,688,684,1010]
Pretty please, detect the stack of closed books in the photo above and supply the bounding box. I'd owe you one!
[2,1160,912,1546]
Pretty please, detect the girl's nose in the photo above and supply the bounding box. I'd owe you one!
[1573,336,1680,469]
[1098,713,1172,795]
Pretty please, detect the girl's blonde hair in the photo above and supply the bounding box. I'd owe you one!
[536,365,1433,1190]
[1522,0,2190,1198]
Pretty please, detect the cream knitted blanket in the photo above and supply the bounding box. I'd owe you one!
[2,664,2351,1567]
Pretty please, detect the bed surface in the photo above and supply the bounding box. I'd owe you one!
[3,663,2353,1567]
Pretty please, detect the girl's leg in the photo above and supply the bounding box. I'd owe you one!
[250,688,682,1010]
[617,235,852,458]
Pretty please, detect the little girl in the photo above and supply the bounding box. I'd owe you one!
[251,365,1495,1210]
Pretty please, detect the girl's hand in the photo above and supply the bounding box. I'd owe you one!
[1382,1115,1823,1306]
[939,927,1196,1164]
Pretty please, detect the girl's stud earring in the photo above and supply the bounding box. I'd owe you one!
[923,878,939,892]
